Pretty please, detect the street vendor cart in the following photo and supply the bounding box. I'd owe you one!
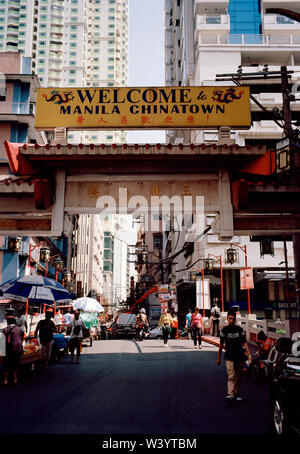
[20,340,45,371]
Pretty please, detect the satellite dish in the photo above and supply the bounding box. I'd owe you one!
[291,340,300,357]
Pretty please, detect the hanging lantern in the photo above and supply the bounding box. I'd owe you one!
[54,257,64,271]
[205,258,214,273]
[40,246,51,262]
[225,248,238,264]
[7,237,22,252]
[63,270,72,283]
[68,281,76,293]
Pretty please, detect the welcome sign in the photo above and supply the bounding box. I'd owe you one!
[35,86,251,130]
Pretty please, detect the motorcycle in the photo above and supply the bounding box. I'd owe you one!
[248,342,284,383]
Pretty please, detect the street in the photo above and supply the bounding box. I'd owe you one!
[0,339,274,435]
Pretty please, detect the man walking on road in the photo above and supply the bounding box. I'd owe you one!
[211,302,221,337]
[35,310,57,368]
[69,311,86,364]
[185,309,192,340]
[217,310,251,402]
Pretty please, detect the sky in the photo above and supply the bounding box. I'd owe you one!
[117,0,166,242]
[126,0,166,144]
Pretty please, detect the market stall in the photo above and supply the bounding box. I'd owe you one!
[20,338,45,370]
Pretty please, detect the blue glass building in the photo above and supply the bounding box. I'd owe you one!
[228,0,262,35]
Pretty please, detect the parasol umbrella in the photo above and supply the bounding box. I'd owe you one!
[72,297,104,313]
[0,275,73,306]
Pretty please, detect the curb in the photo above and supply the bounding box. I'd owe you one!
[202,336,221,348]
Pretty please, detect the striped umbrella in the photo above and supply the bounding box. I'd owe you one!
[0,275,73,306]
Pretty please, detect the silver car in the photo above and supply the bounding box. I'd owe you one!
[147,325,163,339]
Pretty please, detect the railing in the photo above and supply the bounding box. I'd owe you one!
[198,34,300,46]
[0,102,35,115]
[219,312,291,345]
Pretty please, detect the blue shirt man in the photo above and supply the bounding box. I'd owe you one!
[185,310,192,328]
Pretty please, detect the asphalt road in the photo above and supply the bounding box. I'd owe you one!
[0,339,274,436]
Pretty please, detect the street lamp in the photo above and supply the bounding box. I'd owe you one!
[40,246,51,262]
[225,247,239,264]
[196,268,206,317]
[204,257,214,274]
[208,253,224,312]
[226,244,251,314]
[7,237,22,253]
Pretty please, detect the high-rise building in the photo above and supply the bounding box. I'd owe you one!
[165,0,300,144]
[163,0,299,313]
[0,0,129,144]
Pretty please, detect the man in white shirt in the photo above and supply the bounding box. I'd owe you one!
[211,303,221,337]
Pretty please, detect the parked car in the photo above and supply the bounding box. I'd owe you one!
[111,313,136,338]
[147,325,163,339]
[269,333,300,435]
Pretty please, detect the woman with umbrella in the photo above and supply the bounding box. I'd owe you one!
[69,311,86,364]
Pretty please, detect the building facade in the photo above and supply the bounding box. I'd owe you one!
[0,0,129,144]
[163,0,299,318]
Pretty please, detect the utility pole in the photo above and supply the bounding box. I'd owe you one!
[281,65,292,138]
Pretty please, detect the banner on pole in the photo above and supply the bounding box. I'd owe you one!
[240,267,254,290]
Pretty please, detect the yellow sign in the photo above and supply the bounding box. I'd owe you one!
[35,86,251,130]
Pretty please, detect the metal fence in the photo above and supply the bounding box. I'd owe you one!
[198,34,300,46]
[0,102,35,115]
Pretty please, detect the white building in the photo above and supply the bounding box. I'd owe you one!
[164,0,299,312]
[0,0,129,144]
[72,214,104,298]
[102,215,132,310]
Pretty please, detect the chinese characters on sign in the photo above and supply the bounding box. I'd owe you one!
[240,267,254,290]
[35,86,251,130]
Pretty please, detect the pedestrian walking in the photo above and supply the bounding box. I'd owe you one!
[2,316,24,384]
[185,309,192,339]
[170,312,178,339]
[69,311,86,364]
[191,307,203,349]
[211,302,221,337]
[34,310,57,368]
[158,308,173,348]
[217,309,252,402]
[15,307,28,340]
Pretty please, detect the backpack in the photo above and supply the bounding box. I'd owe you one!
[213,307,220,318]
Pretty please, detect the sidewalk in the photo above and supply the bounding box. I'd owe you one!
[202,334,220,347]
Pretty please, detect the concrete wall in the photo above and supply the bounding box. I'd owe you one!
[0,52,22,74]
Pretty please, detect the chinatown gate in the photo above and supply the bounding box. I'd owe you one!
[1,86,300,311]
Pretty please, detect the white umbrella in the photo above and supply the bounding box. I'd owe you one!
[72,297,104,312]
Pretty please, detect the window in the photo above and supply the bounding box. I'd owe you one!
[205,15,221,24]
[276,15,294,24]
[153,233,163,250]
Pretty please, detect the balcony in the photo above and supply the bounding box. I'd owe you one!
[0,102,35,116]
[196,14,230,37]
[263,14,300,34]
[197,33,300,46]
[195,0,229,15]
